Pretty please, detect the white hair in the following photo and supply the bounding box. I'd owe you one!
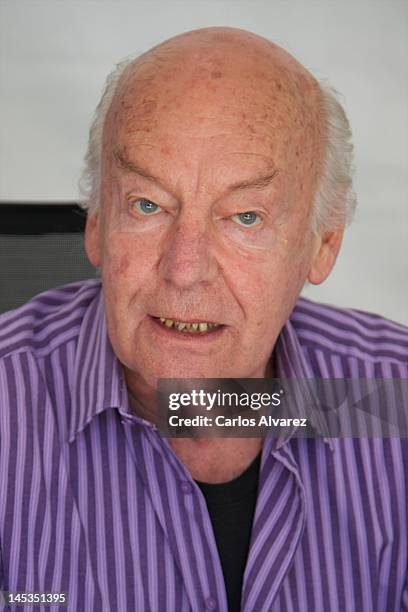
[79,58,132,217]
[79,59,356,233]
[312,80,356,232]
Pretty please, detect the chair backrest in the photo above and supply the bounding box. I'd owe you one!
[0,203,97,314]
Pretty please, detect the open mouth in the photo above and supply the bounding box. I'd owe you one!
[151,316,223,335]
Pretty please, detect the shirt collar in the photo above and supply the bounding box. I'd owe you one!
[69,287,334,450]
[68,288,128,442]
[272,312,335,451]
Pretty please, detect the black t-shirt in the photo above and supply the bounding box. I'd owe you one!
[195,452,261,612]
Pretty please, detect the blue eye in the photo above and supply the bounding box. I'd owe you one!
[132,198,161,214]
[233,211,260,227]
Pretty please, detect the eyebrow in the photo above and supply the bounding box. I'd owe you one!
[114,150,161,183]
[114,150,279,192]
[230,168,280,191]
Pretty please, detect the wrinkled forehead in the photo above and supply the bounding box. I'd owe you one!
[102,39,324,177]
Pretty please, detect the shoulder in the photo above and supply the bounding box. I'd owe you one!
[0,278,102,361]
[291,297,408,372]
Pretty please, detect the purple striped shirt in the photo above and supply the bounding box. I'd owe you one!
[0,279,407,611]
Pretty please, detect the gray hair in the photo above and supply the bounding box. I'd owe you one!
[313,80,356,232]
[79,58,132,217]
[79,59,356,233]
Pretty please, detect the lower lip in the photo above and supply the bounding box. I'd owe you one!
[148,316,226,344]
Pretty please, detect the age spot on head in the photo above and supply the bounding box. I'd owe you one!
[139,100,158,116]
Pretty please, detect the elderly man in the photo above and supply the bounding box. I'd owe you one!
[0,27,407,612]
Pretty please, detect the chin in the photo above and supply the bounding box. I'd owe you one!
[136,361,228,388]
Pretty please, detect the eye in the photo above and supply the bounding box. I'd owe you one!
[130,198,161,215]
[232,211,261,227]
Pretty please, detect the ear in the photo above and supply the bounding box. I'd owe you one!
[308,228,344,285]
[84,212,102,268]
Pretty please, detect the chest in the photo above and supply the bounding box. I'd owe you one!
[1,413,406,611]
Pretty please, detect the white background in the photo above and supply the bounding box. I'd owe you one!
[0,0,407,324]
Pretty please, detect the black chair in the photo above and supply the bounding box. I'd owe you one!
[0,203,97,314]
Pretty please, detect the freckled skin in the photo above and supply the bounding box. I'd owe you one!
[85,27,343,421]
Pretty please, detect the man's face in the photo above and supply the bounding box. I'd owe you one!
[86,38,332,390]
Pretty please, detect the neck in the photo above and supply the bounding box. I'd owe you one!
[168,436,264,483]
[124,358,274,482]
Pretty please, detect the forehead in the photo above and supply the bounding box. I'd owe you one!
[103,45,323,181]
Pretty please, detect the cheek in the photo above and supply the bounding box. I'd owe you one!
[101,232,156,291]
[230,238,311,326]
[118,254,131,275]
[104,244,132,280]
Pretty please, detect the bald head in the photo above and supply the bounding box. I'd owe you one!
[110,27,323,162]
[81,27,355,232]
[122,26,319,96]
[124,27,316,83]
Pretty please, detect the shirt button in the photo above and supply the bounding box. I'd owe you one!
[180,481,192,494]
[205,596,217,610]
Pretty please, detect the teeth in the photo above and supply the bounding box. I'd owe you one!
[157,317,220,333]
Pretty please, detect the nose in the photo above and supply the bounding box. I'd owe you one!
[158,213,219,289]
